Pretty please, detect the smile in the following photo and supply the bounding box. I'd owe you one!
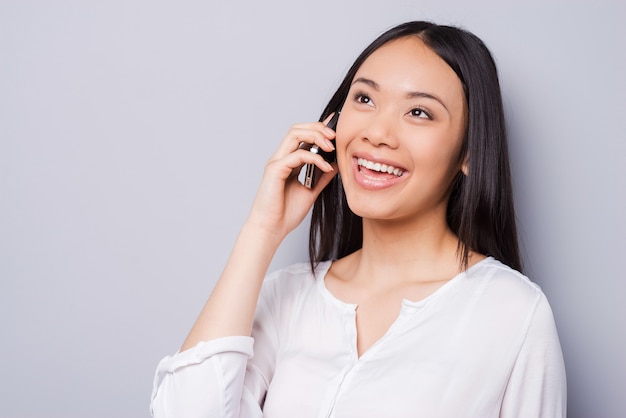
[357,158,405,177]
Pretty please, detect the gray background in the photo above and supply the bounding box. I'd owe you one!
[1,0,624,417]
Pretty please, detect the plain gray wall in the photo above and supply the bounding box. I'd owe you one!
[1,0,624,417]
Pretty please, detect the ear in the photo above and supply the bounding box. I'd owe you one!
[460,154,469,176]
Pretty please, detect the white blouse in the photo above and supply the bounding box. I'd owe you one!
[151,257,566,417]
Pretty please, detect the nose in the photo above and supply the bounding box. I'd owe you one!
[362,110,398,148]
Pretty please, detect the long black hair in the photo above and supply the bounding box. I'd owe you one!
[309,21,522,273]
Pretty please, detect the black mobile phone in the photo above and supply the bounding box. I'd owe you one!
[302,112,339,189]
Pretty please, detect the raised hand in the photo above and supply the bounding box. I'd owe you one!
[247,115,338,239]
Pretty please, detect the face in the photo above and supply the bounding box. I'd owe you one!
[335,36,467,223]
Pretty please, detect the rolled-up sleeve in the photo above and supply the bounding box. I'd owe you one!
[150,336,258,418]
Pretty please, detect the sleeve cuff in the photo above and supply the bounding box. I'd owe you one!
[151,335,255,414]
[157,336,255,374]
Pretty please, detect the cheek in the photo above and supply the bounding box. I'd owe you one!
[407,132,464,177]
[335,112,358,145]
[334,116,358,160]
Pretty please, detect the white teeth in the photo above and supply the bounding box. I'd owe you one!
[357,158,403,177]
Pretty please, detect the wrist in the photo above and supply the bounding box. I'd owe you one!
[240,219,287,249]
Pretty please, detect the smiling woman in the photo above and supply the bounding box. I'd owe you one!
[150,21,566,418]
[336,37,467,225]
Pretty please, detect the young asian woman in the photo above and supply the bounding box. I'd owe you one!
[151,21,566,418]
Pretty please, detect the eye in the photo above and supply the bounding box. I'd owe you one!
[409,107,432,120]
[353,92,374,107]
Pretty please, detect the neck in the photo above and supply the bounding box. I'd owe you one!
[354,212,463,284]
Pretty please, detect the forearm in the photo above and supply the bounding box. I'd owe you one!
[180,221,284,351]
[179,119,336,352]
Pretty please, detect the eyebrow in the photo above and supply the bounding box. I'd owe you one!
[351,77,449,112]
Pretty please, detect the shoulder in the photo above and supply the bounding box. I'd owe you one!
[259,261,330,305]
[461,257,546,315]
[454,258,560,351]
[264,261,327,287]
[468,257,541,295]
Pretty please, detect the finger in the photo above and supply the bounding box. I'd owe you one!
[309,162,338,193]
[268,113,338,164]
[321,113,335,125]
[278,126,334,158]
[266,148,334,182]
[273,123,336,159]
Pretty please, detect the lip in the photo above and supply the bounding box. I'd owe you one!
[351,153,408,190]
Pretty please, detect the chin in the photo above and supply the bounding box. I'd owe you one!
[344,192,401,221]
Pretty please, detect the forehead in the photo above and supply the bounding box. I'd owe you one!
[354,36,465,108]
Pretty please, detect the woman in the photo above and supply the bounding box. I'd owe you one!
[151,21,566,417]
